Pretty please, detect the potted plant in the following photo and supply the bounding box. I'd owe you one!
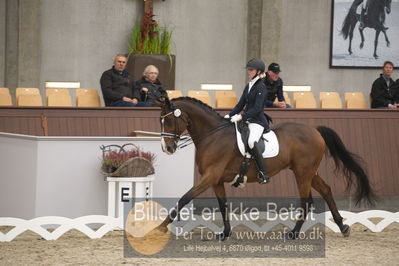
[101,143,156,177]
[125,10,176,90]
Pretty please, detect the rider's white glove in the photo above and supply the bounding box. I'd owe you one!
[230,114,242,123]
[224,114,230,119]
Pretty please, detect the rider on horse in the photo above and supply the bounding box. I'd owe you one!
[357,0,388,30]
[359,0,369,30]
[224,58,270,184]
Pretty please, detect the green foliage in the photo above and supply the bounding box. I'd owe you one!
[128,14,173,57]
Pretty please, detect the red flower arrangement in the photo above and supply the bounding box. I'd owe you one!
[101,144,156,174]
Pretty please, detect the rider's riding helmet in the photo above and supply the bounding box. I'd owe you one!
[245,58,265,72]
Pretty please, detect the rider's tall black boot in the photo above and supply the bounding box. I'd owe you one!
[250,141,270,184]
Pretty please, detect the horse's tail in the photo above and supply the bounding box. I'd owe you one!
[316,126,376,206]
[341,1,359,40]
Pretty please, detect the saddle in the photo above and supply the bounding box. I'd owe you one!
[235,121,279,159]
[228,121,279,188]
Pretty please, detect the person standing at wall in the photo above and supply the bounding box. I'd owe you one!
[100,54,147,107]
[263,63,291,108]
[371,61,398,109]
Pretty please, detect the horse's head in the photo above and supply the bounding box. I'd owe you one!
[159,97,188,155]
[385,0,392,14]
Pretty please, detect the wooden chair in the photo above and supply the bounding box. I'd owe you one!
[293,92,316,108]
[166,90,183,100]
[0,88,12,106]
[17,94,43,106]
[320,92,342,109]
[0,88,10,94]
[46,88,70,106]
[320,92,340,101]
[215,91,238,108]
[16,88,41,106]
[188,90,212,106]
[76,89,101,107]
[344,92,367,109]
[47,93,72,107]
[0,94,12,106]
[16,87,40,98]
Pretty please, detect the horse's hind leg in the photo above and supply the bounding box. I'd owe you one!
[212,182,231,241]
[359,27,365,49]
[348,22,356,54]
[374,30,381,59]
[311,174,350,237]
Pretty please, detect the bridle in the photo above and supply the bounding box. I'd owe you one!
[160,108,187,141]
[160,107,231,150]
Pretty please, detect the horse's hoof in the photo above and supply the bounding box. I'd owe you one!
[387,42,390,47]
[360,43,364,49]
[284,231,299,240]
[374,55,379,59]
[216,231,231,241]
[341,224,351,237]
[155,225,168,233]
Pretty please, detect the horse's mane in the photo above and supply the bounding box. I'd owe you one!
[170,97,224,120]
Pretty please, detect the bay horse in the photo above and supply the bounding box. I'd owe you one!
[341,0,392,59]
[156,97,375,240]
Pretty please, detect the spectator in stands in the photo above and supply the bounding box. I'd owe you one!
[393,79,399,107]
[134,65,167,107]
[371,61,398,109]
[263,63,291,108]
[100,54,148,107]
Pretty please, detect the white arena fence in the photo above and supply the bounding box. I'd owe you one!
[1,210,398,242]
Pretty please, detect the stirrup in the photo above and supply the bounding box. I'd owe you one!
[258,172,269,184]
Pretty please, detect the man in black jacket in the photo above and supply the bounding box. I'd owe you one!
[371,61,399,109]
[100,54,147,107]
[263,63,290,108]
[134,65,167,107]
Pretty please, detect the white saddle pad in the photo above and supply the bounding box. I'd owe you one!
[235,122,279,158]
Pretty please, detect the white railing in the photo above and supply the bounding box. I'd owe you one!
[1,210,398,242]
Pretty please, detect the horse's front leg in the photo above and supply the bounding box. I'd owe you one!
[212,182,231,241]
[382,29,390,47]
[348,21,356,54]
[156,179,213,232]
[374,30,381,59]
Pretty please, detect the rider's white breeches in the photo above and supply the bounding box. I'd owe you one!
[248,123,264,149]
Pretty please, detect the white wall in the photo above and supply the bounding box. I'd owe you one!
[0,135,38,218]
[0,133,195,219]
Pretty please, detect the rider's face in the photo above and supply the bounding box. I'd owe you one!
[247,69,258,80]
[383,64,393,77]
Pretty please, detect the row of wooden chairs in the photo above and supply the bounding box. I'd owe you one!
[293,91,367,109]
[167,90,368,109]
[0,88,101,107]
[1,87,368,109]
[167,90,239,108]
